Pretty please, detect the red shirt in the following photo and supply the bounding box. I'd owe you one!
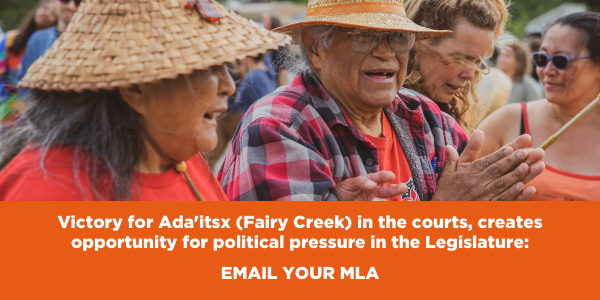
[0,146,227,201]
[363,113,420,201]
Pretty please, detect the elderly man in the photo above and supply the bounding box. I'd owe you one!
[217,0,545,201]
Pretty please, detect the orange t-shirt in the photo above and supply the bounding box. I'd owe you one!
[520,102,600,201]
[526,166,600,201]
[363,113,420,201]
[0,146,227,201]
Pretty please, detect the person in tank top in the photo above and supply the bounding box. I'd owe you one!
[477,12,600,201]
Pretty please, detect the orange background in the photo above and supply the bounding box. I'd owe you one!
[1,202,598,299]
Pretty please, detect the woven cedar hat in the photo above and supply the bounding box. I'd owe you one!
[19,0,292,92]
[274,0,451,40]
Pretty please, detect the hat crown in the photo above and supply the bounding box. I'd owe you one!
[273,0,450,43]
[305,0,408,19]
[19,0,291,92]
[307,0,404,9]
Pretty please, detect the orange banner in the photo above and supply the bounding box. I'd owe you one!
[1,202,598,299]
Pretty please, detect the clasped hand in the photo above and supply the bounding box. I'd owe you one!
[332,131,545,201]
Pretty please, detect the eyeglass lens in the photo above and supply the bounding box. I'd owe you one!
[350,29,416,54]
[533,53,569,70]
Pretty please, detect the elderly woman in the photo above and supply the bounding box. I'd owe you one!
[218,0,545,201]
[403,0,509,132]
[478,12,600,201]
[0,0,290,201]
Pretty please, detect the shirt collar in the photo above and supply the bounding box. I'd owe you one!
[301,71,379,147]
[301,71,350,128]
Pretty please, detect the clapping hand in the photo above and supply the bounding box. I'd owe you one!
[433,131,545,201]
[332,171,408,201]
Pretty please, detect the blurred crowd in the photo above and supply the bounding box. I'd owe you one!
[0,2,551,142]
[0,0,598,201]
[1,0,77,124]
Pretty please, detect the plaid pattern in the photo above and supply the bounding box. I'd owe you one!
[217,72,468,201]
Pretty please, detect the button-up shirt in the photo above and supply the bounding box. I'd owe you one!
[217,71,468,201]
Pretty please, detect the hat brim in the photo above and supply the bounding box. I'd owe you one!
[274,12,451,40]
[18,2,292,92]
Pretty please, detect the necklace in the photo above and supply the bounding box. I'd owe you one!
[549,104,565,125]
[174,161,205,201]
[549,101,600,127]
[143,131,206,201]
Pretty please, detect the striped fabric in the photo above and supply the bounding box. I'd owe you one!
[217,71,468,201]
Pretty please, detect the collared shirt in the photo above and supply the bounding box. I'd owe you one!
[18,26,59,79]
[217,71,468,201]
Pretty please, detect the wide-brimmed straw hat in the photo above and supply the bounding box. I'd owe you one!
[274,0,451,40]
[19,0,292,92]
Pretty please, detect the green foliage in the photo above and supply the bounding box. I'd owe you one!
[508,0,600,37]
[0,0,41,31]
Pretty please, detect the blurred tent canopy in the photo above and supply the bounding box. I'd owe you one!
[508,0,599,37]
[524,3,587,36]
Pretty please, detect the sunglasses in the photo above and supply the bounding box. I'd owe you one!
[59,0,82,6]
[531,52,591,71]
[335,28,416,54]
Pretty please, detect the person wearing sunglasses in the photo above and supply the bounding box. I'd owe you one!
[217,0,545,202]
[19,0,79,79]
[477,12,600,201]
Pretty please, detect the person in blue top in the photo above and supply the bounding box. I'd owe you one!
[206,53,278,169]
[19,0,79,78]
[235,53,278,114]
[1,0,56,124]
[261,13,288,87]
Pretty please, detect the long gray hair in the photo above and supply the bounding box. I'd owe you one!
[0,89,146,201]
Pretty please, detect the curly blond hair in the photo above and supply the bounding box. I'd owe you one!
[404,0,509,133]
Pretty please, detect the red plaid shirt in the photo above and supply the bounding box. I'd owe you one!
[217,72,468,201]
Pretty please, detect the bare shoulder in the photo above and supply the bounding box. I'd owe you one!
[482,103,523,124]
[522,99,548,113]
[476,103,524,157]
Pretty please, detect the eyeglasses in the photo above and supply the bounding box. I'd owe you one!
[59,0,82,6]
[418,42,489,74]
[531,52,591,70]
[335,28,417,54]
